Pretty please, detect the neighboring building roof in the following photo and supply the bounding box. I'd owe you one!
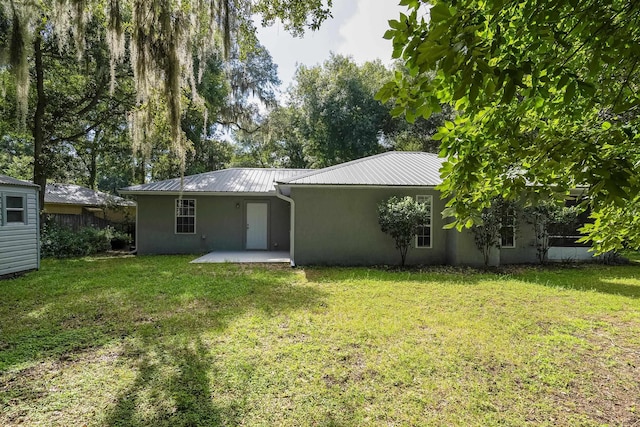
[119,168,311,195]
[46,183,135,207]
[279,151,444,186]
[0,175,40,189]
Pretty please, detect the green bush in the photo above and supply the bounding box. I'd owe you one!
[41,224,116,258]
[378,196,431,266]
[109,229,132,250]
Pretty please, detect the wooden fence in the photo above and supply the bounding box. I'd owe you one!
[45,213,135,236]
[45,213,111,231]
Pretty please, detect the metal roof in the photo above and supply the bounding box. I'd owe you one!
[120,168,311,194]
[279,152,444,186]
[0,175,39,188]
[46,183,135,206]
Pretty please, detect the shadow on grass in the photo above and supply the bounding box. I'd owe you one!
[511,265,640,299]
[301,265,492,285]
[301,264,640,299]
[104,337,229,427]
[0,255,324,372]
[1,257,327,425]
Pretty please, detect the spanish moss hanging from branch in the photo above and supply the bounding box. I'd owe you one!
[1,0,333,171]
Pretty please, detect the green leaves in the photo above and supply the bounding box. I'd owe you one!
[383,0,640,253]
[429,2,454,23]
[287,55,401,167]
[563,81,576,104]
[378,196,432,265]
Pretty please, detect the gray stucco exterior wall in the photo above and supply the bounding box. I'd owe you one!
[0,184,40,276]
[445,226,490,267]
[498,209,538,264]
[135,194,290,255]
[289,186,548,267]
[291,186,449,266]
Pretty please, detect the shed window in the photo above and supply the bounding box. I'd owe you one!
[5,195,25,224]
[415,195,432,248]
[175,199,196,234]
[500,206,516,248]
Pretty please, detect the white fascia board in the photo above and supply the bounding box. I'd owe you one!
[279,184,440,190]
[118,190,277,197]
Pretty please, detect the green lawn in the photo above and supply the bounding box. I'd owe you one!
[1,256,639,426]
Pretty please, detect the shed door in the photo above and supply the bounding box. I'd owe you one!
[246,202,268,250]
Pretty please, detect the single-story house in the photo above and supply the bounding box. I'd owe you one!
[120,169,307,255]
[120,152,592,266]
[45,183,136,225]
[0,175,40,277]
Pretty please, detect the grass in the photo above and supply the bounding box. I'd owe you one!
[1,256,639,426]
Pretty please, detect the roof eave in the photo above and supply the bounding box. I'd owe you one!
[118,190,278,197]
[0,180,40,189]
[45,200,135,207]
[275,183,441,189]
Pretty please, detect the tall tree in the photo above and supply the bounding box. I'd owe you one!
[289,54,394,167]
[143,42,281,179]
[0,10,135,209]
[236,56,449,169]
[232,105,307,168]
[2,0,333,184]
[380,0,640,253]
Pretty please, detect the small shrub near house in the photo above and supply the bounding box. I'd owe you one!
[378,196,431,266]
[41,224,131,258]
[472,198,511,267]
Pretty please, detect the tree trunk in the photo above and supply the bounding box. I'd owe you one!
[134,155,147,184]
[89,150,97,189]
[32,33,47,223]
[88,130,101,190]
[400,245,408,267]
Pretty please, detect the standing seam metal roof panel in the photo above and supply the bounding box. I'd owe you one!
[279,152,444,186]
[120,168,311,193]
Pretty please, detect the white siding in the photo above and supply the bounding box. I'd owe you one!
[0,185,40,276]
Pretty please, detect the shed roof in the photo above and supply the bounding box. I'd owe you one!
[46,183,135,207]
[119,168,310,194]
[279,151,444,186]
[0,175,40,189]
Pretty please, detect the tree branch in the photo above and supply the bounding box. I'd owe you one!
[215,119,263,134]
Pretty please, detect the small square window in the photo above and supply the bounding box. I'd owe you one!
[5,196,25,224]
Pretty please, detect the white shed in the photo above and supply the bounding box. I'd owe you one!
[0,175,40,278]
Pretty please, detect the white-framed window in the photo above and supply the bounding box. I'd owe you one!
[415,195,432,248]
[500,206,516,248]
[4,194,26,224]
[175,199,196,234]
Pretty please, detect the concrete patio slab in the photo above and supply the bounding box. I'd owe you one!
[190,251,291,264]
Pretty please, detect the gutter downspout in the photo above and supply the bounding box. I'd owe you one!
[134,196,139,254]
[275,185,295,267]
[36,187,41,270]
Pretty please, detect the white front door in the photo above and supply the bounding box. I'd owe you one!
[246,202,268,250]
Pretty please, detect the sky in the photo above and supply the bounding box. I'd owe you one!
[256,0,406,93]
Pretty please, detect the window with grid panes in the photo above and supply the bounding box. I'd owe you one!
[500,206,516,248]
[175,199,196,234]
[415,195,432,248]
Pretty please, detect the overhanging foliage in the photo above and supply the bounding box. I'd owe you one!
[379,0,640,253]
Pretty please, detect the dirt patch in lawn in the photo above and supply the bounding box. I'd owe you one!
[548,326,640,426]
